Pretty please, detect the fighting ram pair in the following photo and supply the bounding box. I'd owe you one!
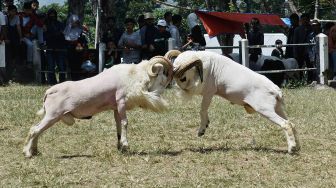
[23,50,300,158]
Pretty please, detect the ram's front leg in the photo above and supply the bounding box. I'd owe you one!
[198,95,213,137]
[116,97,129,151]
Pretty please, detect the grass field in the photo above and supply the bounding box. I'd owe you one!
[0,84,335,187]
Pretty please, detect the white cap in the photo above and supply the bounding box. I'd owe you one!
[157,19,167,27]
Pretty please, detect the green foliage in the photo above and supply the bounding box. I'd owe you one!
[39,3,68,22]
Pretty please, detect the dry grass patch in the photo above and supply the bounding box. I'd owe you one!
[0,83,335,187]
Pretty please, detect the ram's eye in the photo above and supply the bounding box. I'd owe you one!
[180,77,186,82]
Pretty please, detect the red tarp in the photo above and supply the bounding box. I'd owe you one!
[195,11,286,37]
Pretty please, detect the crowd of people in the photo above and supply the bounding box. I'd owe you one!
[102,11,206,66]
[247,13,336,83]
[1,1,336,86]
[0,0,91,85]
[0,0,206,85]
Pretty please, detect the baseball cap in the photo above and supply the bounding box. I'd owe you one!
[157,19,167,27]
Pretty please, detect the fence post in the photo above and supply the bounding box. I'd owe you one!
[317,33,329,85]
[98,42,106,73]
[240,39,249,67]
[32,40,41,83]
[168,38,176,51]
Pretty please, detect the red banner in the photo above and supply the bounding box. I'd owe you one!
[195,11,286,37]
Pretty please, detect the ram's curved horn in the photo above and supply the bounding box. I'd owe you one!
[174,55,203,82]
[164,50,181,61]
[147,56,174,85]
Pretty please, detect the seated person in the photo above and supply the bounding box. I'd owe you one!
[271,39,284,59]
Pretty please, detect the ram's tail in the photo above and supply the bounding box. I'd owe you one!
[36,93,47,116]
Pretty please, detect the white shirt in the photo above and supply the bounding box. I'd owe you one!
[169,25,182,48]
[0,11,6,33]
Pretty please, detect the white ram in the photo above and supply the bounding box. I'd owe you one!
[23,56,173,158]
[166,50,300,153]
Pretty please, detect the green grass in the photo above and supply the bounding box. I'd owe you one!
[0,84,336,187]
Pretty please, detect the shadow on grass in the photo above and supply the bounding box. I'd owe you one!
[0,127,8,131]
[123,150,183,157]
[57,154,95,159]
[188,145,291,155]
[121,145,293,157]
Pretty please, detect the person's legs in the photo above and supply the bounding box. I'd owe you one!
[56,51,66,82]
[46,51,57,85]
[22,37,34,64]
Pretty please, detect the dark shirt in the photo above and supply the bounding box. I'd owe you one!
[271,48,284,59]
[44,19,65,49]
[153,30,171,56]
[285,26,297,58]
[247,30,264,55]
[293,25,312,58]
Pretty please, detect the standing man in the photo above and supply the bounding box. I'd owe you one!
[169,14,182,50]
[293,13,312,81]
[285,13,299,58]
[118,18,142,64]
[140,12,158,59]
[247,18,264,62]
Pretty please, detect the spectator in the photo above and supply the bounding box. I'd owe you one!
[5,5,23,81]
[169,14,182,49]
[186,12,206,50]
[19,2,41,65]
[293,13,312,81]
[271,39,284,59]
[140,12,158,59]
[285,13,299,58]
[328,25,336,80]
[153,19,171,56]
[104,39,118,68]
[30,0,45,46]
[247,17,264,62]
[118,18,141,64]
[308,20,322,82]
[101,16,123,65]
[164,11,172,30]
[44,8,66,85]
[64,14,88,81]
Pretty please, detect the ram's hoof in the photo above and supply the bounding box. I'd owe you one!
[198,130,205,137]
[118,143,129,152]
[288,144,300,154]
[23,146,38,158]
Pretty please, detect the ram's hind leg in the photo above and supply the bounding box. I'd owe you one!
[275,100,300,153]
[23,115,60,158]
[246,96,299,154]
